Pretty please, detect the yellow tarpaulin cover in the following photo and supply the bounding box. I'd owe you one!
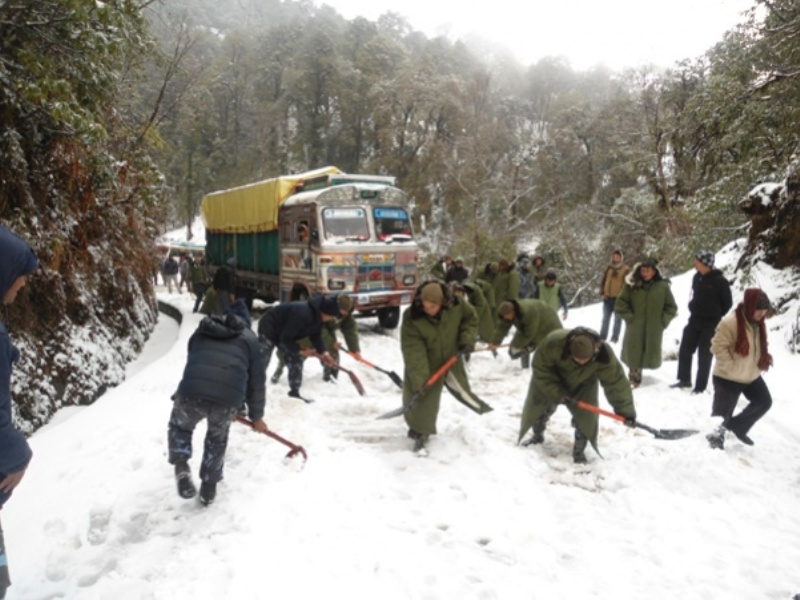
[201,166,341,233]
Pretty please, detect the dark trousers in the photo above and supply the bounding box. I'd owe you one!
[0,516,9,599]
[168,396,236,484]
[192,283,207,313]
[261,338,304,393]
[599,297,623,341]
[711,375,772,437]
[677,321,716,391]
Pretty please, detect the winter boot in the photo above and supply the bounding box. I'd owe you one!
[199,481,217,506]
[270,372,281,385]
[572,429,589,464]
[523,421,547,446]
[730,428,754,446]
[706,426,726,450]
[412,433,429,453]
[174,462,196,499]
[629,369,642,389]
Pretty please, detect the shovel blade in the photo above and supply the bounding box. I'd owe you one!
[388,371,404,389]
[376,405,407,420]
[652,428,699,440]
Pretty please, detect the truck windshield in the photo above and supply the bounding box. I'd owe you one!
[321,207,370,240]
[374,207,412,240]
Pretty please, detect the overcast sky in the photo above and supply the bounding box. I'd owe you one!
[318,0,757,70]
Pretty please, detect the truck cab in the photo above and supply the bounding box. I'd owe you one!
[278,178,418,328]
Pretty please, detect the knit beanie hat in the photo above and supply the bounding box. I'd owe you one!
[569,333,596,360]
[695,249,715,268]
[337,294,353,313]
[420,283,444,305]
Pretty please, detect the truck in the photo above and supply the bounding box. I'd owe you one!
[201,166,420,329]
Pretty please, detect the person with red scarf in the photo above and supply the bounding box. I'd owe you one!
[706,288,773,449]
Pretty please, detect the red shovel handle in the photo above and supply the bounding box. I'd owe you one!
[235,415,308,461]
[426,354,459,386]
[575,400,626,423]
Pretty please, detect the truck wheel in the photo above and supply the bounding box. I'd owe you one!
[377,307,400,329]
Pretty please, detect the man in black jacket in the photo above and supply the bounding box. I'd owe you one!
[257,295,341,400]
[671,250,733,394]
[168,299,267,505]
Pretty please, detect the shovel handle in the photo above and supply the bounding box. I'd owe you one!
[343,349,374,368]
[575,400,626,423]
[235,415,308,461]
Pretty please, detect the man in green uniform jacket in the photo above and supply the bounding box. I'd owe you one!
[450,281,495,344]
[321,294,360,382]
[519,328,637,463]
[401,281,481,453]
[490,299,562,360]
[614,259,678,387]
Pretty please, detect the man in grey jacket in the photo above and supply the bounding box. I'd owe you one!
[168,299,267,505]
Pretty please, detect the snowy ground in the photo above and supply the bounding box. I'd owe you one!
[5,241,800,599]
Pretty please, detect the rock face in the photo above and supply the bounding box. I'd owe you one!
[739,164,800,269]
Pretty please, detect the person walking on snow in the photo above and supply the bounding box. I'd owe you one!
[671,250,732,394]
[168,299,267,506]
[401,281,487,454]
[706,289,773,450]
[519,327,637,463]
[0,225,38,598]
[598,249,630,342]
[615,258,678,388]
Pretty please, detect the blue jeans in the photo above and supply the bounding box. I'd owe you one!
[599,297,623,341]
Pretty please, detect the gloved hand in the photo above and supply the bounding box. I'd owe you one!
[560,395,575,406]
[619,415,636,427]
[459,344,474,356]
[509,346,524,359]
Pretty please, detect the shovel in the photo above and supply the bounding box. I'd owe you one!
[575,401,699,440]
[313,352,367,396]
[342,349,403,389]
[377,350,467,420]
[235,415,308,461]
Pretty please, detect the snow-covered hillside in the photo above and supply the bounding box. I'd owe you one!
[5,240,800,600]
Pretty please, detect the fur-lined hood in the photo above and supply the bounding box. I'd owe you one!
[625,261,668,287]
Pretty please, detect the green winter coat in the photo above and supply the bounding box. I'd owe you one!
[492,299,562,353]
[493,270,520,305]
[473,278,496,313]
[462,281,495,343]
[401,283,479,435]
[519,329,636,452]
[615,266,678,370]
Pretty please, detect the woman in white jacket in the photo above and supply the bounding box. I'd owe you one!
[706,288,773,450]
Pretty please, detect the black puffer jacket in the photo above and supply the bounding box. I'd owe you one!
[175,300,266,420]
[688,269,733,326]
